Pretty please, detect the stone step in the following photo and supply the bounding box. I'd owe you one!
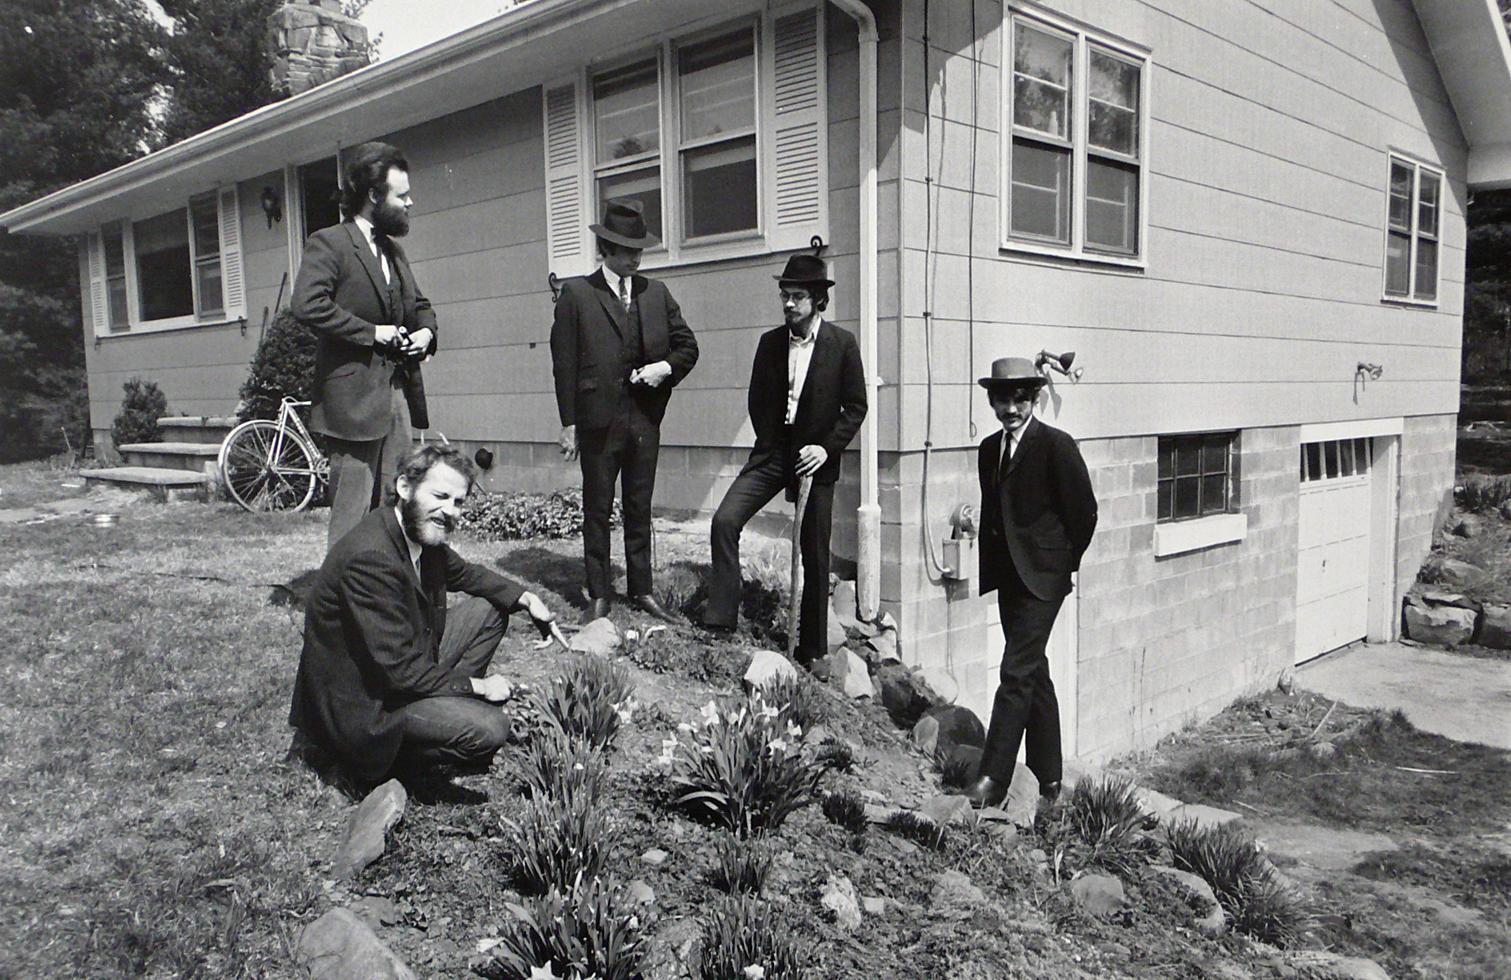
[81,466,209,502]
[119,441,222,472]
[157,415,239,444]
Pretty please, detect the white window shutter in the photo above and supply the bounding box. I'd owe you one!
[85,233,108,336]
[543,76,592,277]
[762,2,827,252]
[218,186,246,318]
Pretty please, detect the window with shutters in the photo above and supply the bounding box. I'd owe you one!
[1382,154,1441,305]
[543,4,826,273]
[1003,9,1148,265]
[101,222,129,332]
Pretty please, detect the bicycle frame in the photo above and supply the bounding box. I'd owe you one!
[266,398,328,481]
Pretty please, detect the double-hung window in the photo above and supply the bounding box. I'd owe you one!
[1004,11,1147,262]
[1383,155,1441,304]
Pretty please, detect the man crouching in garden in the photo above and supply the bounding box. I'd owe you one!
[289,443,556,792]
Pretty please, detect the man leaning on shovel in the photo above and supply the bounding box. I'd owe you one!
[699,255,867,666]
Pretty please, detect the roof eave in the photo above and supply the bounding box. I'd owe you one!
[1413,0,1511,190]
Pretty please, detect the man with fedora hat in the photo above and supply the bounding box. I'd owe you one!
[550,200,698,623]
[701,255,866,663]
[964,356,1097,810]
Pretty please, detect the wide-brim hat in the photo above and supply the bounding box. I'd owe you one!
[773,253,834,288]
[590,199,659,249]
[978,356,1048,390]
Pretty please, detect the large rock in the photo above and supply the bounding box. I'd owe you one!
[570,617,621,657]
[297,908,415,980]
[334,779,406,881]
[875,662,945,727]
[1148,865,1225,936]
[1402,595,1477,647]
[743,649,799,692]
[865,628,900,664]
[917,794,975,827]
[1163,802,1241,832]
[820,874,862,931]
[831,579,861,629]
[827,609,848,652]
[822,648,874,699]
[1069,873,1127,918]
[1479,604,1511,649]
[1435,558,1483,588]
[912,705,985,758]
[1284,951,1391,980]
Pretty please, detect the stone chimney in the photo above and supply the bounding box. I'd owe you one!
[268,0,370,97]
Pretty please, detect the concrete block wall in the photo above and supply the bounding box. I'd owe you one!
[1395,414,1457,610]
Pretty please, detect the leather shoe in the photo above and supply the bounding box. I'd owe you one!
[962,774,1008,809]
[628,594,679,623]
[581,597,612,624]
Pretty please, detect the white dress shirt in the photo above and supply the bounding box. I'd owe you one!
[600,264,631,309]
[786,317,822,425]
[353,215,392,285]
[1000,417,1031,471]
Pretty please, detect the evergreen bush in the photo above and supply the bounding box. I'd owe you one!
[110,378,167,451]
[238,310,315,422]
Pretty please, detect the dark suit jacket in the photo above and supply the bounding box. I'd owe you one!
[744,319,867,488]
[978,417,1098,602]
[288,508,524,781]
[549,270,699,430]
[292,221,438,441]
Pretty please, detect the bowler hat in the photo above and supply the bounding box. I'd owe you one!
[773,253,835,288]
[978,356,1047,390]
[590,199,659,249]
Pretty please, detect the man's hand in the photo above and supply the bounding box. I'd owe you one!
[399,327,433,358]
[374,323,404,347]
[559,424,578,462]
[630,360,672,388]
[518,590,554,624]
[471,673,514,702]
[795,444,828,476]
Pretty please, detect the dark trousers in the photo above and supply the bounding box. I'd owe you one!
[979,563,1065,789]
[707,448,834,662]
[390,597,511,772]
[325,384,411,550]
[579,406,660,598]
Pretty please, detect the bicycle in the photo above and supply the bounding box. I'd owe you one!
[218,397,330,512]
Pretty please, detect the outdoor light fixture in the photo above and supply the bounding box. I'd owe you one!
[1036,349,1084,382]
[260,186,282,228]
[474,448,495,470]
[1356,361,1384,381]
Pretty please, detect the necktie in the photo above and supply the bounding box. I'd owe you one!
[619,277,632,312]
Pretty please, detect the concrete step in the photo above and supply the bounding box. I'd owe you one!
[81,466,209,502]
[119,441,221,472]
[158,415,238,444]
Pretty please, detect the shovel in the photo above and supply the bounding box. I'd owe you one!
[786,474,813,661]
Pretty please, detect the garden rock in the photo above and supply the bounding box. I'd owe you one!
[1148,865,1225,935]
[1479,604,1511,649]
[1284,951,1390,980]
[297,908,415,980]
[1163,802,1241,831]
[1435,557,1483,587]
[1402,595,1476,647]
[865,628,900,664]
[918,794,974,827]
[743,649,798,692]
[823,648,874,699]
[641,847,669,867]
[862,896,887,916]
[821,874,863,931]
[930,869,986,910]
[912,705,985,758]
[625,879,656,907]
[875,662,944,727]
[346,896,400,930]
[827,611,848,652]
[1069,874,1127,918]
[570,617,621,657]
[334,779,406,881]
[832,579,861,629]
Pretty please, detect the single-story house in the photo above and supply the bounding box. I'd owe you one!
[6,0,1510,760]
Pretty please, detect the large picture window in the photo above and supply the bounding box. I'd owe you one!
[1384,155,1441,303]
[1005,12,1146,261]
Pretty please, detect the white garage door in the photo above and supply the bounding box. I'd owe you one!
[1295,438,1373,664]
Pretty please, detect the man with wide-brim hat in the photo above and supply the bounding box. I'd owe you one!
[550,199,698,624]
[963,355,1097,812]
[700,254,866,664]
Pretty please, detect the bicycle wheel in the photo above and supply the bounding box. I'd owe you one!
[219,419,319,513]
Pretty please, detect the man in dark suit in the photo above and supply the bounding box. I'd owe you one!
[964,357,1097,810]
[702,255,867,664]
[550,201,698,623]
[292,141,437,549]
[289,443,557,788]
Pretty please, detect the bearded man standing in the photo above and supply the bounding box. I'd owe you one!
[292,141,438,548]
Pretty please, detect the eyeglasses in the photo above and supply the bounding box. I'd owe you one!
[779,290,813,303]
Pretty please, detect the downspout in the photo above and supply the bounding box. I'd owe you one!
[827,0,881,620]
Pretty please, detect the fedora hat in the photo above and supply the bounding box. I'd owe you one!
[590,199,659,249]
[773,253,834,288]
[977,356,1047,389]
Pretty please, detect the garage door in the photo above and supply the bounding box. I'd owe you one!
[1295,438,1373,664]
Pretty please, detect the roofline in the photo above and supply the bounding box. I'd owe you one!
[0,0,607,233]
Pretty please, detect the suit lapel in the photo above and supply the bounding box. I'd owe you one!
[587,268,626,339]
[345,222,391,320]
[791,319,831,426]
[381,507,429,604]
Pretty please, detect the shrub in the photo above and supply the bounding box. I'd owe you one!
[1039,777,1159,878]
[534,656,637,752]
[695,896,809,980]
[707,835,774,896]
[820,790,867,835]
[664,694,827,838]
[460,488,620,541]
[1165,819,1315,947]
[511,731,607,805]
[500,791,613,895]
[238,310,315,422]
[110,378,167,451]
[758,672,829,733]
[884,810,949,851]
[484,877,645,980]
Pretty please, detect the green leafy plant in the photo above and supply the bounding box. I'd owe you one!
[934,745,978,789]
[707,834,774,896]
[110,378,167,451]
[820,790,868,835]
[460,488,621,540]
[758,671,829,732]
[1039,777,1159,878]
[238,310,315,422]
[500,791,613,895]
[1455,473,1511,514]
[512,730,607,805]
[884,810,949,851]
[1165,819,1316,947]
[482,876,646,980]
[664,694,827,838]
[814,739,854,774]
[534,656,637,752]
[695,895,809,980]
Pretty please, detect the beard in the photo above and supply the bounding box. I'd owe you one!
[400,494,453,546]
[372,198,410,238]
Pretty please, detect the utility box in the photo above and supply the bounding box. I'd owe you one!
[942,536,976,583]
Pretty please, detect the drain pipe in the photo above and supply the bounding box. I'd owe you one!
[827,0,881,620]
